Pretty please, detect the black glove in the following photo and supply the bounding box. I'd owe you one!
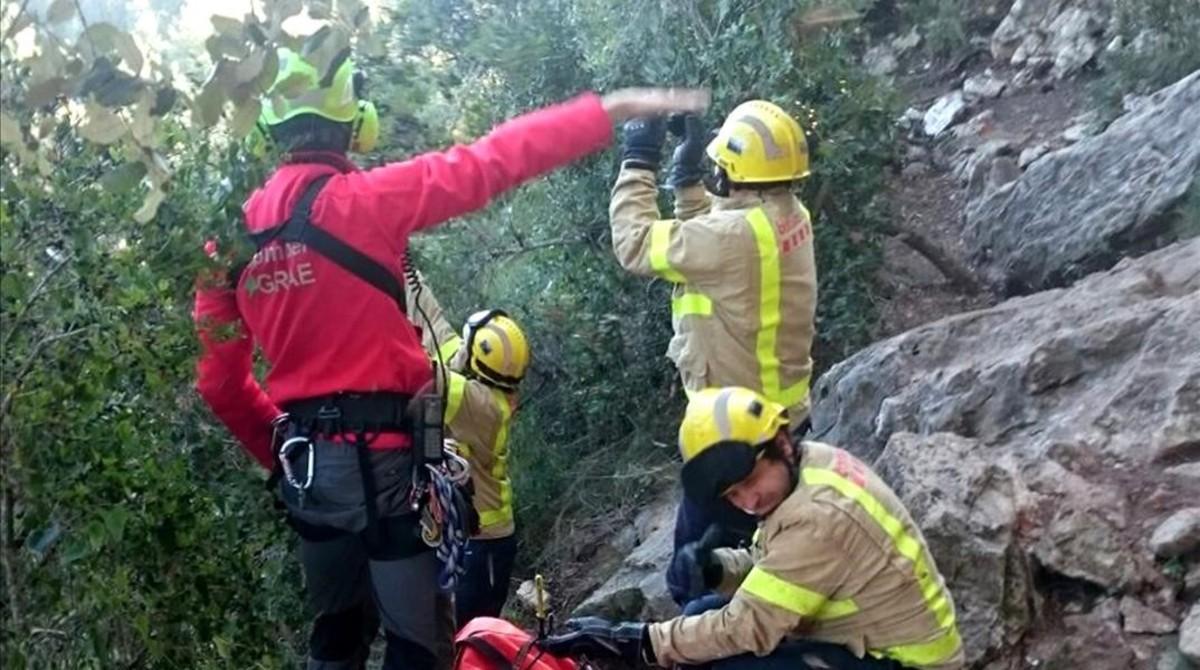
[538,617,652,666]
[621,118,667,170]
[666,114,708,189]
[668,523,725,602]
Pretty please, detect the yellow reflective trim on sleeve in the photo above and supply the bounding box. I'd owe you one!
[437,335,462,363]
[801,467,960,664]
[882,627,963,668]
[445,372,467,424]
[741,567,859,620]
[650,220,686,283]
[671,291,713,317]
[478,388,515,531]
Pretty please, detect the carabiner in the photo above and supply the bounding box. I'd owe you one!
[279,436,315,490]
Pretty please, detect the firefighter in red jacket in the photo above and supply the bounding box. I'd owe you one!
[193,46,706,670]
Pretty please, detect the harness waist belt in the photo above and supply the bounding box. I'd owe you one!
[285,392,413,436]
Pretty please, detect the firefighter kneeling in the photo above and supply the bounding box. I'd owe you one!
[540,388,965,670]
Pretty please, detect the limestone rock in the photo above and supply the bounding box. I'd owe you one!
[1121,596,1178,634]
[963,70,1008,101]
[892,28,922,54]
[1182,603,1200,663]
[964,71,1200,295]
[1018,142,1051,168]
[992,0,1114,79]
[572,500,680,621]
[875,433,1029,666]
[923,91,968,136]
[864,43,898,77]
[1150,508,1200,559]
[810,239,1200,665]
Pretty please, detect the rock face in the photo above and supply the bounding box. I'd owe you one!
[964,71,1200,295]
[812,239,1200,668]
[1150,508,1200,559]
[924,91,969,137]
[572,498,680,621]
[1182,603,1200,663]
[991,0,1113,78]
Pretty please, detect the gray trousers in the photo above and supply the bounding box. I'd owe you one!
[280,437,454,670]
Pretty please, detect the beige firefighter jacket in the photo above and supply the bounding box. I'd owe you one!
[409,279,516,540]
[610,167,817,420]
[647,441,964,670]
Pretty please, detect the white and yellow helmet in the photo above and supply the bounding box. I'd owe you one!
[706,100,810,183]
[461,310,530,391]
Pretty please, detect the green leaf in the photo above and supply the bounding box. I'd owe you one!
[130,91,155,146]
[270,69,311,97]
[78,102,126,145]
[25,76,67,107]
[133,188,166,223]
[229,98,261,139]
[113,30,143,74]
[99,161,147,193]
[234,48,268,86]
[210,14,244,37]
[0,112,20,147]
[194,65,229,128]
[309,0,333,20]
[47,0,75,24]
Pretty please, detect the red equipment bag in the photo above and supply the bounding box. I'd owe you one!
[454,617,579,670]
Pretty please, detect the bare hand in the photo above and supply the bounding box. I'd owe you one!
[601,88,710,124]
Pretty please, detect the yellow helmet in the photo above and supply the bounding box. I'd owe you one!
[705,100,810,183]
[679,387,789,505]
[258,47,380,153]
[462,310,530,391]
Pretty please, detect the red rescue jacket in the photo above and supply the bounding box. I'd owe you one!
[194,93,613,468]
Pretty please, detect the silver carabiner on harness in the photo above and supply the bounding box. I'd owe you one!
[279,436,315,490]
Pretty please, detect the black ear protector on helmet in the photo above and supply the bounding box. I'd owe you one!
[703,162,731,197]
[701,129,731,197]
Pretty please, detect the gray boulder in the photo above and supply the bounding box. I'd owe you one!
[964,71,1200,295]
[572,498,680,621]
[1182,603,1200,664]
[1149,508,1200,559]
[812,239,1200,666]
[991,0,1113,78]
[874,433,1030,666]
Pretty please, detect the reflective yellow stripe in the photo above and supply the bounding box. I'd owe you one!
[672,291,713,317]
[445,373,467,424]
[742,567,859,620]
[802,467,960,663]
[882,627,963,667]
[777,378,810,408]
[746,208,810,409]
[479,388,514,530]
[479,506,514,527]
[650,220,685,283]
[437,335,462,362]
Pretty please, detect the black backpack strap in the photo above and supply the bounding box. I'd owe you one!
[246,174,408,314]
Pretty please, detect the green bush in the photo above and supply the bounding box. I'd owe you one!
[1095,0,1200,108]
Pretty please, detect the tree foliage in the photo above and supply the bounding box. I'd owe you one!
[2,0,896,665]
